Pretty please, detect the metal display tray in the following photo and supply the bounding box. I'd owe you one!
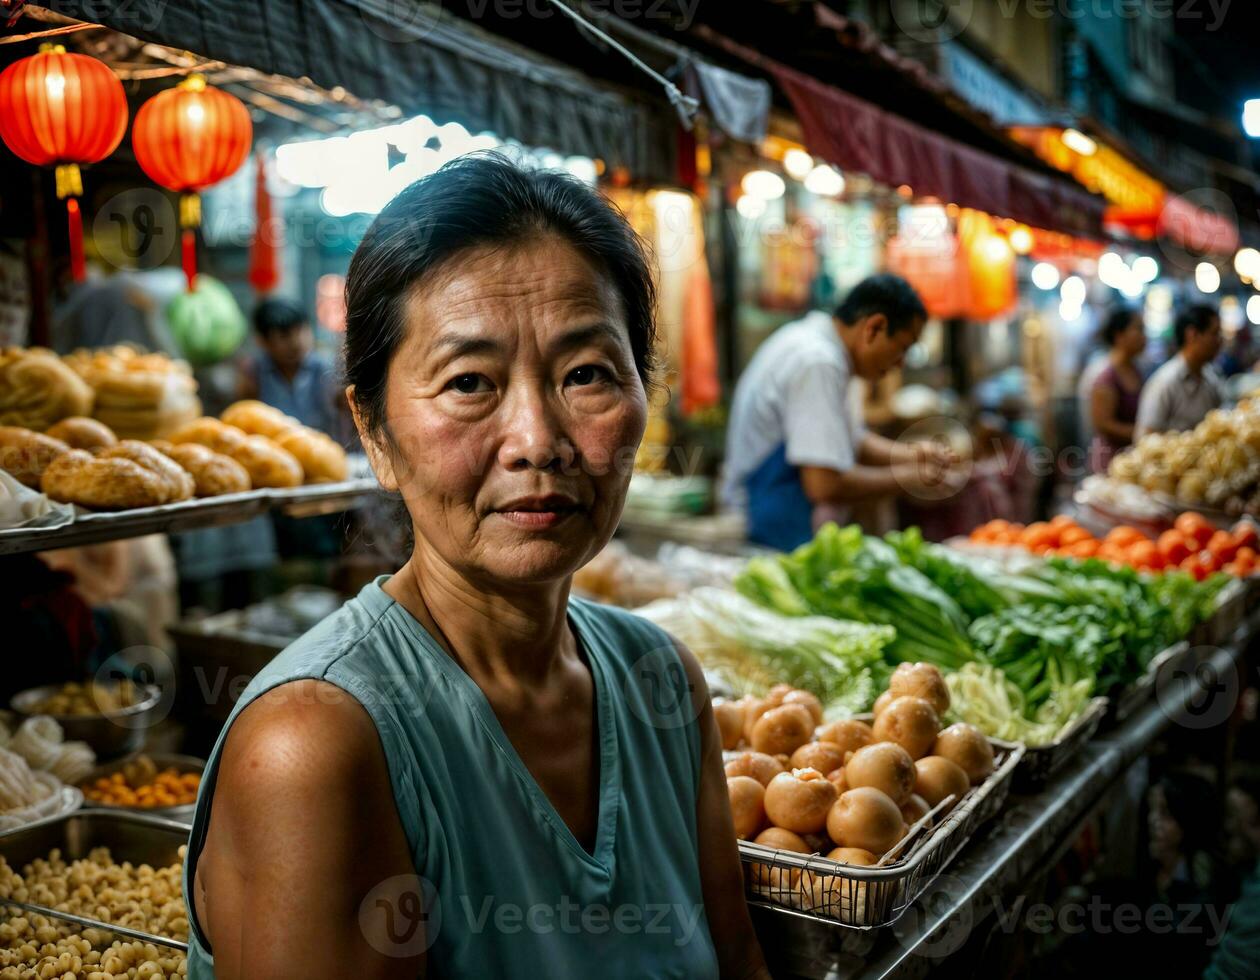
[0,477,379,555]
[990,695,1109,790]
[1109,640,1192,725]
[0,810,192,951]
[738,744,1024,930]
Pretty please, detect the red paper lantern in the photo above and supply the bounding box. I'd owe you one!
[132,74,252,289]
[0,44,128,281]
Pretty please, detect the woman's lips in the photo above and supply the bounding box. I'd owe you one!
[496,508,577,529]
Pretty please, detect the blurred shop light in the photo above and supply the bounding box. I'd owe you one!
[1248,295,1260,325]
[1234,247,1260,280]
[783,148,813,180]
[1146,284,1173,313]
[1061,128,1097,156]
[741,170,786,200]
[1008,225,1033,255]
[980,234,1012,263]
[1031,262,1061,290]
[1195,261,1221,293]
[803,164,845,197]
[1061,275,1087,306]
[1132,255,1159,283]
[1098,251,1127,288]
[276,114,579,216]
[736,194,767,220]
[1059,300,1083,322]
[1244,99,1260,138]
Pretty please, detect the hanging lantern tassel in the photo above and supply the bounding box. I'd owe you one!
[180,192,201,291]
[52,163,87,282]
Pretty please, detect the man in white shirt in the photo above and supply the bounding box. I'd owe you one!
[1135,305,1226,439]
[723,275,959,551]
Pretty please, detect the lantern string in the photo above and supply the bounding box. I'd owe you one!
[181,230,197,291]
[0,22,100,44]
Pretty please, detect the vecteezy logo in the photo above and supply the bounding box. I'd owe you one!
[890,0,973,44]
[92,646,177,730]
[1156,649,1241,731]
[357,0,446,44]
[359,874,439,958]
[625,647,700,730]
[92,188,178,269]
[892,872,972,958]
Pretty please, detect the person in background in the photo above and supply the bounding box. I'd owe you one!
[1089,307,1147,473]
[722,275,962,552]
[1135,305,1226,439]
[239,298,341,436]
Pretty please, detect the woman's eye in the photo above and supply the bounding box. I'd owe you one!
[447,373,491,394]
[565,365,608,387]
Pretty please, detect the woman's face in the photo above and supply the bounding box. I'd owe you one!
[366,235,648,587]
[1120,316,1148,357]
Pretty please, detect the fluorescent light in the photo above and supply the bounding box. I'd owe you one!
[736,194,767,220]
[783,148,813,180]
[1133,256,1159,283]
[1245,99,1260,138]
[1031,262,1060,290]
[1061,275,1087,306]
[1009,226,1033,255]
[803,164,845,197]
[1235,247,1260,279]
[740,170,786,200]
[1059,301,1083,322]
[1062,128,1097,156]
[1195,262,1221,294]
[1247,295,1260,325]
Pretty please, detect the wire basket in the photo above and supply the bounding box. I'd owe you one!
[988,696,1108,790]
[739,744,1024,929]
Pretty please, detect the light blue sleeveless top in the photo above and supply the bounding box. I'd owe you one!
[182,576,718,979]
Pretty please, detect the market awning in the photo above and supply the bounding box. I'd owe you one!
[769,63,1106,238]
[28,0,677,182]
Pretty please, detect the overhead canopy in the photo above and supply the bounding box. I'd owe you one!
[29,0,676,182]
[771,63,1106,238]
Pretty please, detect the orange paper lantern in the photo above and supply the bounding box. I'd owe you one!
[132,74,252,288]
[0,44,128,281]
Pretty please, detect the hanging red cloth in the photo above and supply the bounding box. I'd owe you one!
[248,154,280,293]
[680,262,720,415]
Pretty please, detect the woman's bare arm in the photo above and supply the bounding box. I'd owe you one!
[195,679,425,979]
[672,642,773,980]
[1091,381,1133,442]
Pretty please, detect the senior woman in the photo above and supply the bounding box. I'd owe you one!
[181,154,769,979]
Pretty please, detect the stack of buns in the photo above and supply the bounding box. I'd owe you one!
[220,400,348,484]
[63,346,201,440]
[168,417,304,489]
[0,348,94,431]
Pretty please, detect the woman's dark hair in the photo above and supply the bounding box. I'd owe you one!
[344,152,658,438]
[254,297,308,338]
[834,274,927,335]
[1100,307,1138,347]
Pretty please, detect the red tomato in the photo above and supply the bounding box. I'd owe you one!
[1157,530,1191,565]
[1180,554,1209,581]
[1222,562,1248,578]
[1066,539,1100,559]
[1236,546,1258,570]
[1207,530,1239,565]
[1060,526,1093,547]
[1128,541,1160,569]
[1175,513,1213,548]
[1105,526,1145,548]
[1231,522,1258,552]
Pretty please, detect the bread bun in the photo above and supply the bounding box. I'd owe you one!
[45,416,117,450]
[98,440,194,502]
[221,399,297,438]
[0,348,93,430]
[41,450,169,509]
[0,426,71,488]
[151,441,250,496]
[170,417,302,488]
[274,427,348,483]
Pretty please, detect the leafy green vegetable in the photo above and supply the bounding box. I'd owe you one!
[885,527,1010,620]
[735,523,975,668]
[945,662,1094,746]
[633,587,895,718]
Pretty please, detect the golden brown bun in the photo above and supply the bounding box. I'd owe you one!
[221,400,298,439]
[0,348,94,430]
[169,418,302,488]
[153,441,250,496]
[0,426,71,488]
[273,427,348,483]
[92,397,202,440]
[64,345,200,438]
[98,440,195,502]
[45,416,118,451]
[41,450,170,509]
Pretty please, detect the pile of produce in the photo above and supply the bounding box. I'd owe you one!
[969,512,1257,578]
[27,681,142,718]
[1107,399,1260,515]
[731,522,1228,746]
[81,757,200,810]
[722,667,995,921]
[635,588,894,718]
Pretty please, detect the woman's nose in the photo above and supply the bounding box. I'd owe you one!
[497,392,577,472]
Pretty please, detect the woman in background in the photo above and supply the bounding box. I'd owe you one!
[1089,307,1146,473]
